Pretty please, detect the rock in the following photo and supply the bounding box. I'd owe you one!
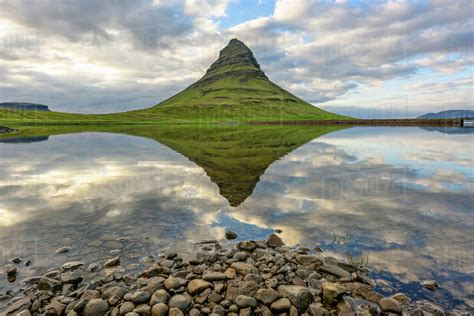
[235,295,257,308]
[4,297,31,314]
[105,257,121,267]
[187,279,212,295]
[150,289,169,305]
[225,268,237,279]
[60,272,83,284]
[379,297,401,313]
[318,264,351,278]
[255,288,281,305]
[164,276,181,290]
[296,255,322,267]
[62,261,85,271]
[212,305,226,315]
[421,280,439,291]
[202,271,227,281]
[225,230,238,240]
[151,303,168,316]
[55,246,71,254]
[131,291,151,304]
[270,298,292,313]
[133,304,151,315]
[390,292,411,305]
[120,301,135,314]
[233,251,249,261]
[322,282,346,306]
[189,308,201,316]
[169,307,184,316]
[225,280,260,301]
[11,257,22,264]
[277,285,312,312]
[6,265,17,278]
[88,262,101,272]
[230,262,255,276]
[168,294,192,311]
[237,241,256,251]
[83,299,109,316]
[16,310,31,316]
[267,234,284,248]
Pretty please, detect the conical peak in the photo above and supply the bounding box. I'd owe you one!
[205,38,264,75]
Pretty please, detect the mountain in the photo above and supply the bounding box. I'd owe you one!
[122,39,348,122]
[417,110,474,119]
[0,39,348,124]
[0,102,50,111]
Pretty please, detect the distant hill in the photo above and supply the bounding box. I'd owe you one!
[417,110,474,119]
[0,102,50,111]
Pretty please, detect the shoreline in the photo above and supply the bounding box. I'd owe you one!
[1,234,466,316]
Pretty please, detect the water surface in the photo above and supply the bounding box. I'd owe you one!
[0,125,472,310]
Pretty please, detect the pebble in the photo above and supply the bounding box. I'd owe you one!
[104,257,121,267]
[235,295,257,308]
[421,280,439,291]
[225,230,238,240]
[379,297,401,313]
[270,298,291,313]
[151,303,168,316]
[55,247,71,254]
[83,299,109,316]
[267,234,285,248]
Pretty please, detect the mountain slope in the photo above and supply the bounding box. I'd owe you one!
[417,110,474,119]
[130,39,346,122]
[0,39,349,123]
[0,102,50,111]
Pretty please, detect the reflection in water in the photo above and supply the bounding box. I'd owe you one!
[0,125,473,310]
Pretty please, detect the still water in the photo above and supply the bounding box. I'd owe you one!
[0,125,472,310]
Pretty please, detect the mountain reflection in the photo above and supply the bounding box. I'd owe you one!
[0,124,345,206]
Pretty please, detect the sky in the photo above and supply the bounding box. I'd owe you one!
[0,0,473,118]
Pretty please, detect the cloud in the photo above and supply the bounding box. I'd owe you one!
[0,0,472,115]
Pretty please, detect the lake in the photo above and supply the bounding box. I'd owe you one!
[0,125,472,310]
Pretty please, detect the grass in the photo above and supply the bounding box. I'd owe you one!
[0,124,346,206]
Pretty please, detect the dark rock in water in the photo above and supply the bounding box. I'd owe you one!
[11,257,22,264]
[225,230,238,240]
[55,246,71,254]
[421,280,439,291]
[0,102,50,111]
[0,125,16,134]
[267,234,284,248]
[104,256,121,267]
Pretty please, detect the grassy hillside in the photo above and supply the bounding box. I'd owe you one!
[0,124,346,206]
[0,39,350,125]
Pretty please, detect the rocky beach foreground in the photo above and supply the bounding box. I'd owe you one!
[0,234,468,316]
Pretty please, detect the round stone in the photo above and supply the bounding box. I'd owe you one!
[151,303,168,316]
[271,298,291,313]
[83,299,109,316]
[379,297,401,313]
[235,295,257,308]
[187,279,212,295]
[168,294,191,311]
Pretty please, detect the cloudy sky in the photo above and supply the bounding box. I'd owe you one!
[0,0,472,118]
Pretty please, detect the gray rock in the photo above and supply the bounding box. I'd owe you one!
[270,298,291,313]
[105,257,121,267]
[230,262,255,276]
[150,289,169,305]
[322,282,346,306]
[296,255,322,267]
[278,285,312,312]
[187,279,212,295]
[164,276,181,290]
[202,271,227,281]
[267,234,284,248]
[169,307,184,316]
[255,288,281,305]
[237,241,256,251]
[151,303,168,316]
[168,294,192,311]
[133,304,151,315]
[4,297,31,315]
[119,302,135,314]
[131,291,151,304]
[225,230,238,240]
[83,299,109,316]
[60,272,83,284]
[379,297,401,313]
[235,295,257,308]
[421,280,439,291]
[62,261,85,271]
[212,305,226,315]
[55,247,71,254]
[318,264,351,278]
[88,263,101,272]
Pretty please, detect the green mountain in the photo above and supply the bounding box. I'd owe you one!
[0,124,345,206]
[0,39,349,124]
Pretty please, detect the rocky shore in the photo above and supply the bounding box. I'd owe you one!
[0,234,467,316]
